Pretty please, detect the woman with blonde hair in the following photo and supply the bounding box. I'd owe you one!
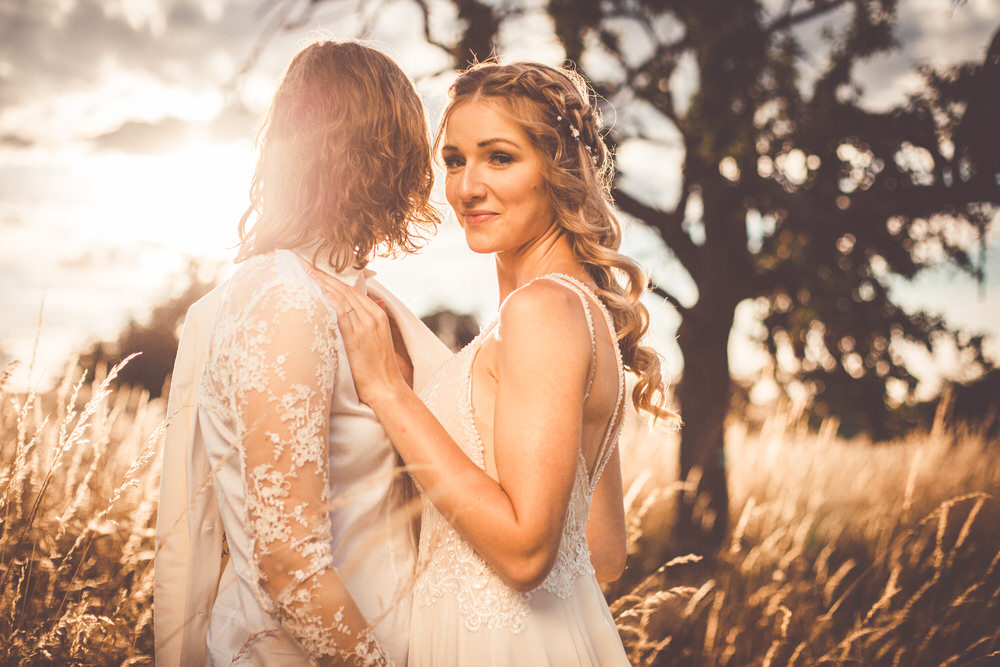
[153,41,450,666]
[313,60,678,665]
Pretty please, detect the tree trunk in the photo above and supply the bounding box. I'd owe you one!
[673,297,735,555]
[454,0,499,66]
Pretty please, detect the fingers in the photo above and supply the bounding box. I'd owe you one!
[307,269,382,325]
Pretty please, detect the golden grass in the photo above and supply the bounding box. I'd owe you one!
[614,406,1000,665]
[1,358,160,665]
[1,358,998,665]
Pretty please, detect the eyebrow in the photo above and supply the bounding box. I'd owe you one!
[441,137,521,152]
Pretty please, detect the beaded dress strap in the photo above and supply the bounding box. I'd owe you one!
[526,275,598,402]
[531,273,626,491]
[531,273,597,401]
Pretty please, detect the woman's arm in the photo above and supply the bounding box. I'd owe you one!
[315,273,593,592]
[586,445,627,583]
[233,278,389,666]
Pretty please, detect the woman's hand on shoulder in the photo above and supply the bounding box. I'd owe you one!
[307,269,405,405]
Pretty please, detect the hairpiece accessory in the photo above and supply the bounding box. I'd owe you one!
[555,115,599,167]
[556,115,580,140]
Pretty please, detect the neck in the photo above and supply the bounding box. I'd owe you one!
[494,227,586,304]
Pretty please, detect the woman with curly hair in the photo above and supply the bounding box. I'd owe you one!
[154,41,450,666]
[313,60,678,666]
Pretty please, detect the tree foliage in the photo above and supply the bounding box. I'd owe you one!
[557,0,997,550]
[79,262,216,398]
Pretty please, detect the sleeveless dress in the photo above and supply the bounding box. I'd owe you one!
[408,274,631,666]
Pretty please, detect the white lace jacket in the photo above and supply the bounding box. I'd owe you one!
[154,250,451,666]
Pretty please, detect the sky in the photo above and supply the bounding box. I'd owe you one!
[0,0,998,396]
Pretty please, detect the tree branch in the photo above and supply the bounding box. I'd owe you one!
[649,281,690,315]
[412,0,462,58]
[853,178,999,220]
[614,186,700,276]
[227,0,303,93]
[764,0,850,34]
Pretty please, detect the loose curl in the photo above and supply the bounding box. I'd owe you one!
[237,41,440,270]
[438,61,679,424]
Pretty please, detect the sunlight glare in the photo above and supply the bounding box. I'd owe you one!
[78,142,253,259]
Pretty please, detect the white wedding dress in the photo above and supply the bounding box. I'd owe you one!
[408,274,631,666]
[194,250,422,665]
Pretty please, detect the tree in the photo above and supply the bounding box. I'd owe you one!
[79,262,216,398]
[278,0,998,554]
[547,0,998,552]
[421,309,480,351]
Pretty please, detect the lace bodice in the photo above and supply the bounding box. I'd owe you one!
[198,251,392,665]
[413,274,625,634]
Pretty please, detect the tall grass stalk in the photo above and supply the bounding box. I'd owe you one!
[614,405,1000,665]
[1,358,159,664]
[1,360,997,665]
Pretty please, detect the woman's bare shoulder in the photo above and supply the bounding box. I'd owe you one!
[496,279,592,358]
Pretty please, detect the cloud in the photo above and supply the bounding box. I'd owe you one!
[0,203,24,228]
[92,116,196,153]
[56,246,135,271]
[0,0,261,141]
[0,0,248,94]
[91,103,258,153]
[851,0,1000,111]
[0,0,442,147]
[0,134,34,149]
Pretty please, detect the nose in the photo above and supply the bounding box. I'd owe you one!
[455,161,487,202]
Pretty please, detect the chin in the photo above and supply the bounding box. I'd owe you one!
[464,231,499,255]
[467,244,496,255]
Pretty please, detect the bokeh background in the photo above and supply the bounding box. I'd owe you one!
[1,0,998,664]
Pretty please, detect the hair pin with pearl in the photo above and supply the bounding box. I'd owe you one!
[555,115,598,166]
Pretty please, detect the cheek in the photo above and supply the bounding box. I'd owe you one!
[444,176,459,209]
[507,170,544,208]
[528,180,552,217]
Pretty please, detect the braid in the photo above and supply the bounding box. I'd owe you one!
[438,61,679,424]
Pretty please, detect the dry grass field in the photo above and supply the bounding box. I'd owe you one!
[1,357,998,665]
[613,406,1000,665]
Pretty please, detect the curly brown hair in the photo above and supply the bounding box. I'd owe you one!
[438,61,679,424]
[237,41,440,270]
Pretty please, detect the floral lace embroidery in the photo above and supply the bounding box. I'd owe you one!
[200,254,391,664]
[413,275,626,633]
[348,627,394,666]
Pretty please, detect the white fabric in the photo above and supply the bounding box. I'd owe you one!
[155,249,452,666]
[408,274,630,666]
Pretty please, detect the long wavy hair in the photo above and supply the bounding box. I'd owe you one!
[237,41,440,269]
[438,61,678,423]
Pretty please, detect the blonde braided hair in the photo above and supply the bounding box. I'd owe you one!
[437,61,679,423]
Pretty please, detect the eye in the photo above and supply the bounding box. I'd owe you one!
[489,152,513,166]
[442,154,465,170]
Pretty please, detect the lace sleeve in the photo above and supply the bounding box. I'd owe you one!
[228,268,391,666]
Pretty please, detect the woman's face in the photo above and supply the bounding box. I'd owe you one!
[441,100,556,255]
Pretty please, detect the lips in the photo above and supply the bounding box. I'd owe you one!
[462,210,497,226]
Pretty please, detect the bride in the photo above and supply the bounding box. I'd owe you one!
[313,60,679,666]
[153,41,450,666]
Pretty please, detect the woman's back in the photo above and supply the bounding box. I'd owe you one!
[198,250,413,665]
